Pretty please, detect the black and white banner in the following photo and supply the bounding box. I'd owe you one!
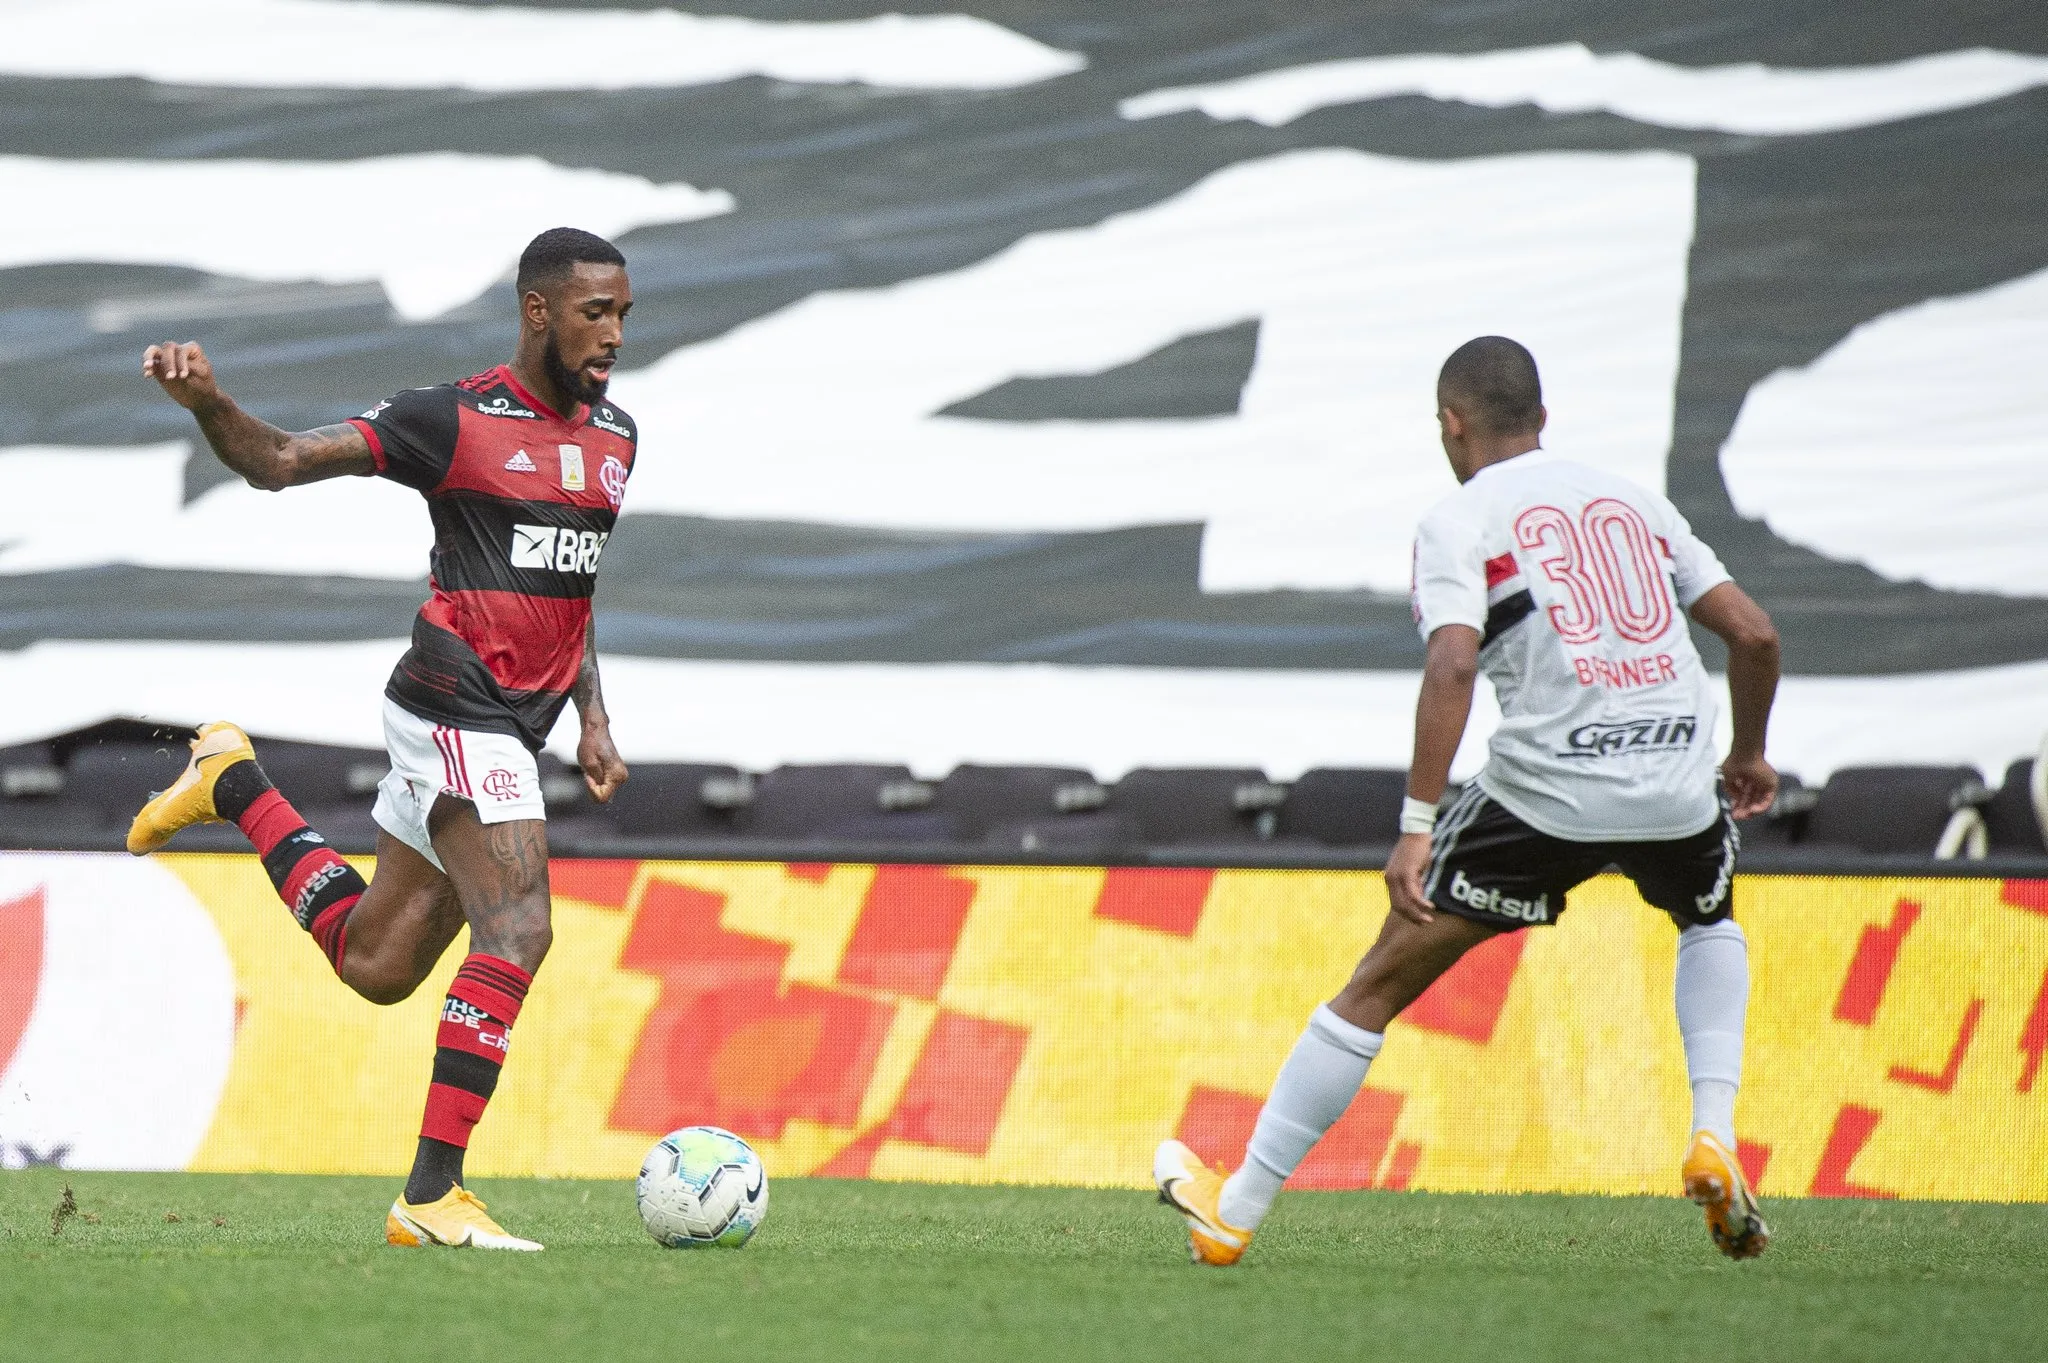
[2,1,2044,781]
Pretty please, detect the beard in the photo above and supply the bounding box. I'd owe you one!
[542,330,609,405]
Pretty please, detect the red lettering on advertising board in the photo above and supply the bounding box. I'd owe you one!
[884,1010,1029,1155]
[2018,967,2048,1095]
[548,858,639,909]
[1808,1105,1895,1199]
[610,881,895,1139]
[1736,1139,1771,1193]
[1834,899,1921,1026]
[807,1011,1031,1179]
[837,865,978,1000]
[1886,998,1984,1095]
[0,888,43,1076]
[1092,867,1217,937]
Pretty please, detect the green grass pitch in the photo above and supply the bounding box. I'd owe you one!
[3,1171,2044,1362]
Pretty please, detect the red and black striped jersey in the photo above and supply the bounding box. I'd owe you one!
[346,365,636,751]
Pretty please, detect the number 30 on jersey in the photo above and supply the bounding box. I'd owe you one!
[1513,500,1676,645]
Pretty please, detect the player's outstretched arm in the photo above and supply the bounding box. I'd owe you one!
[571,618,629,804]
[1690,582,1781,820]
[142,341,373,490]
[1386,624,1481,924]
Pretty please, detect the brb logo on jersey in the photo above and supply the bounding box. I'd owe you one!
[1557,715,1700,759]
[599,455,629,509]
[511,524,609,573]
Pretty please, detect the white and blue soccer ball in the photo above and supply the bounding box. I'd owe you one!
[636,1125,769,1248]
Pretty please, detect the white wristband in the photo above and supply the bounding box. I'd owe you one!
[1399,797,1439,837]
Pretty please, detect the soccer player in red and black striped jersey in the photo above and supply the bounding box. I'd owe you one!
[129,228,639,1250]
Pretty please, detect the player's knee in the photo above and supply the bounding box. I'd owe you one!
[1679,917,1745,946]
[345,957,426,1006]
[471,895,553,973]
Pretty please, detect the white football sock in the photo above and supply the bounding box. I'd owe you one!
[1674,919,1748,1149]
[1218,1004,1383,1232]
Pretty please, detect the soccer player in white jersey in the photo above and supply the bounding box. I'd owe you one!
[1157,336,1782,1264]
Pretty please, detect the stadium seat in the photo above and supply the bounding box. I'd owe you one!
[1275,768,1409,846]
[63,734,194,827]
[243,737,383,810]
[0,740,92,849]
[980,811,1139,856]
[932,765,1108,841]
[743,764,957,844]
[601,762,749,839]
[1982,757,2048,856]
[1803,766,1990,858]
[1,741,63,797]
[1107,768,1284,846]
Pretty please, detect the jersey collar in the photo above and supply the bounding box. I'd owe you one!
[494,364,587,427]
[1467,447,1553,483]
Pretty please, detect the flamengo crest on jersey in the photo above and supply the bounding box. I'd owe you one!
[1411,450,1731,842]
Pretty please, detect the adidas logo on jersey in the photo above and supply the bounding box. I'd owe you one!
[504,450,537,472]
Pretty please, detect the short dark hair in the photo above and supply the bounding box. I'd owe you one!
[516,227,626,296]
[1438,336,1542,435]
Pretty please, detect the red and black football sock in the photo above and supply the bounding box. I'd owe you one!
[405,954,532,1205]
[212,759,366,974]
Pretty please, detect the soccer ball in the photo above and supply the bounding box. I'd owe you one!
[636,1125,769,1248]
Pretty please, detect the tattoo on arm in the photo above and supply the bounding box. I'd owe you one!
[572,618,608,725]
[281,422,377,485]
[193,401,373,490]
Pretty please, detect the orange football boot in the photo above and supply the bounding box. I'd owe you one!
[1154,1138,1254,1266]
[386,1186,542,1251]
[126,721,256,855]
[1683,1130,1769,1260]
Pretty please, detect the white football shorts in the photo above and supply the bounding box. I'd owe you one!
[371,697,545,871]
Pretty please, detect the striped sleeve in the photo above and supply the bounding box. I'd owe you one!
[1411,502,1488,640]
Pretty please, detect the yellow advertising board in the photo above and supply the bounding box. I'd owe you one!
[4,853,2043,1198]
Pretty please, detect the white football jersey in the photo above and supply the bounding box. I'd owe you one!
[1411,450,1732,841]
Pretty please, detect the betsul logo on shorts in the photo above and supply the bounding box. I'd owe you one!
[1449,869,1550,923]
[481,768,520,801]
[1557,715,1699,759]
[510,524,609,572]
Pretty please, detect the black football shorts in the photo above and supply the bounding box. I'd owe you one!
[1422,784,1738,931]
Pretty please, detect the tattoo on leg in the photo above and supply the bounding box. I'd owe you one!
[463,820,552,971]
[484,820,547,887]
